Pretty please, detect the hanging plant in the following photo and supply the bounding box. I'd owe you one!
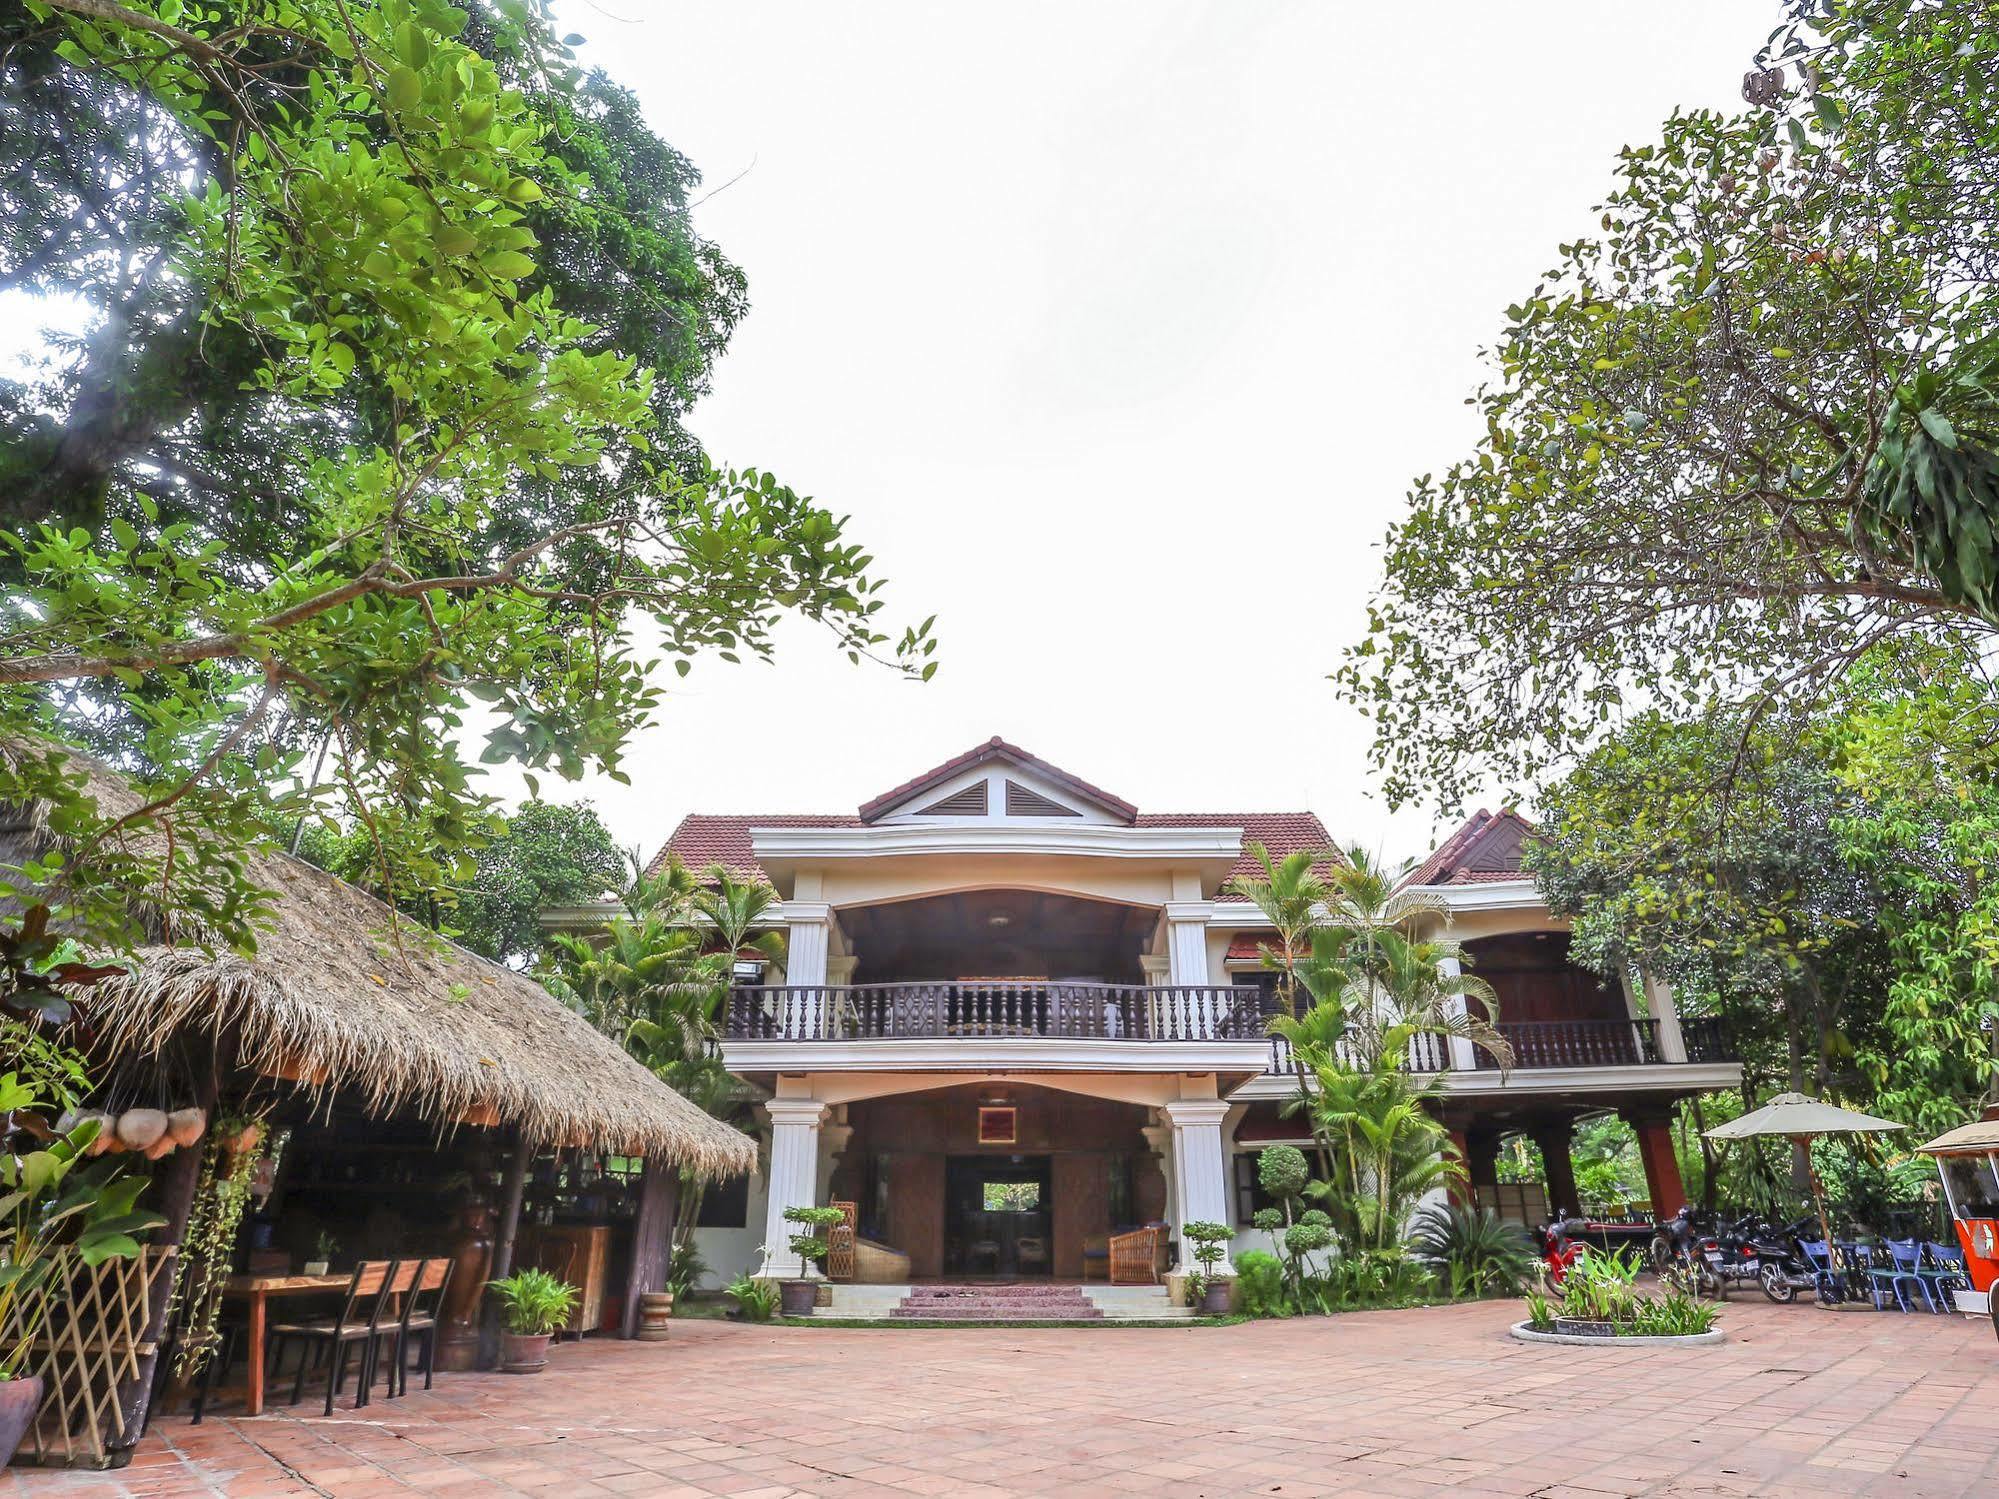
[166,1113,267,1376]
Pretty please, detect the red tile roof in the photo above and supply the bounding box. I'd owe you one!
[1400,808,1537,888]
[856,736,1139,823]
[647,813,860,881]
[1137,812,1335,887]
[1225,930,1282,962]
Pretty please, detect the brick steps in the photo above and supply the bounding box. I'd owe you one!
[889,1284,1103,1321]
[824,1281,1194,1322]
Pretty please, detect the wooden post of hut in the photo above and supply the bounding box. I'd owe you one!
[621,1158,679,1339]
[472,1133,534,1369]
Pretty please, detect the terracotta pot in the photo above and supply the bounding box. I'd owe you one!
[1200,1280,1233,1316]
[779,1280,818,1318]
[636,1290,674,1342]
[1,1374,44,1466]
[499,1331,553,1374]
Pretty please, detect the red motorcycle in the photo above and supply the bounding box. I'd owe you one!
[1536,1214,1587,1292]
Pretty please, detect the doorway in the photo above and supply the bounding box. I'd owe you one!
[944,1155,1053,1276]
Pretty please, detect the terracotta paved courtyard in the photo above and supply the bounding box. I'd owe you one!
[10,1299,1999,1498]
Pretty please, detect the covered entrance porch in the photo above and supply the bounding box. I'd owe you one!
[833,1081,1158,1280]
[751,1072,1242,1283]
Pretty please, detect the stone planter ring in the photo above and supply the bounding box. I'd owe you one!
[1510,1320,1726,1347]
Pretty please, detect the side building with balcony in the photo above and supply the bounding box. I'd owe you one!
[603,738,1739,1289]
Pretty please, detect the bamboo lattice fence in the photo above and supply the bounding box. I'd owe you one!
[3,1246,177,1469]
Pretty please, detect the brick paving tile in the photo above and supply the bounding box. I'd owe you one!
[8,1300,1999,1497]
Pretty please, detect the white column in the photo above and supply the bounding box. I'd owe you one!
[1162,1100,1233,1274]
[1142,1121,1176,1232]
[1436,951,1477,1072]
[759,1098,827,1278]
[782,902,831,1038]
[1163,901,1212,1038]
[1640,971,1688,1063]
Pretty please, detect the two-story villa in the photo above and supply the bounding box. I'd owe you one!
[628,738,1739,1296]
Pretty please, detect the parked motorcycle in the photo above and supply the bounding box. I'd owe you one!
[1745,1216,1827,1304]
[1535,1213,1588,1293]
[1691,1212,1770,1298]
[1651,1206,1720,1296]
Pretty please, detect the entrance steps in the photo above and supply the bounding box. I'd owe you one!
[822,1282,1193,1323]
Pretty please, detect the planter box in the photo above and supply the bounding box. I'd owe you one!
[1552,1317,1617,1338]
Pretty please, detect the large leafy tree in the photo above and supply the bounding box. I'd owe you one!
[0,0,934,993]
[1341,0,1999,811]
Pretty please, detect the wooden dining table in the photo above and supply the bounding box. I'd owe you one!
[223,1272,348,1415]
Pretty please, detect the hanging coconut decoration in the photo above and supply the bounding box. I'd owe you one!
[167,1107,208,1148]
[116,1108,170,1153]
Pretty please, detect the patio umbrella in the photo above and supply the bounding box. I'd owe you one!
[1703,1092,1906,1251]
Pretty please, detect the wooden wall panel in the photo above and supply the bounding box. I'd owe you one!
[1050,1154,1112,1278]
[888,1153,945,1278]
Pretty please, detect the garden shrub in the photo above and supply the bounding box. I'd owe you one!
[1234,1250,1288,1318]
[1407,1202,1537,1297]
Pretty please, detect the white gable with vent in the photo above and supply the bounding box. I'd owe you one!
[868,759,1122,825]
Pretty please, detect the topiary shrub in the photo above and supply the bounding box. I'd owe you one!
[1234,1249,1288,1318]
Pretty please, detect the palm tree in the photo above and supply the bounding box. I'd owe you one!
[1224,841,1332,1019]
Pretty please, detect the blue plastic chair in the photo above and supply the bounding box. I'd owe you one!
[1885,1239,1939,1311]
[1919,1241,1970,1312]
[1798,1240,1844,1304]
[1850,1243,1917,1311]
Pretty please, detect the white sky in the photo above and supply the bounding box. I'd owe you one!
[529,0,1769,870]
[8,2,1772,873]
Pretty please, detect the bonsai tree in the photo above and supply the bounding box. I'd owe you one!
[782,1204,846,1276]
[1182,1221,1235,1308]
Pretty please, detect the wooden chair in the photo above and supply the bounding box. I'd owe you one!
[825,1201,859,1282]
[1015,1235,1050,1274]
[269,1259,406,1415]
[390,1257,452,1396]
[1081,1235,1110,1281]
[1108,1226,1161,1285]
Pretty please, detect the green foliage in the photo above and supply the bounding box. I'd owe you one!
[1524,1288,1554,1331]
[169,1118,267,1376]
[782,1204,845,1267]
[1232,1250,1288,1319]
[1407,1203,1538,1298]
[1,1066,164,1379]
[725,1274,778,1322]
[1627,1288,1721,1337]
[447,801,622,963]
[488,1266,578,1336]
[1256,1145,1310,1205]
[1556,1248,1645,1325]
[0,0,934,993]
[1339,0,1999,812]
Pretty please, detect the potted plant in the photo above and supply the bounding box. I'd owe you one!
[303,1229,337,1277]
[778,1205,845,1317]
[2,1072,163,1463]
[487,1268,578,1373]
[1183,1221,1236,1314]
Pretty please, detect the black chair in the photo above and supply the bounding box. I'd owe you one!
[268,1259,407,1415]
[389,1257,452,1396]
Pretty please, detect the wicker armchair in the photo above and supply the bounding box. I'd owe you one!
[1108,1225,1162,1285]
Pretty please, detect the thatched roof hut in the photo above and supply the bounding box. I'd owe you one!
[2,740,754,1176]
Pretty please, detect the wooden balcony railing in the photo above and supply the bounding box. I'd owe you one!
[725,982,1276,1044]
[1473,1018,1661,1069]
[1679,1015,1733,1063]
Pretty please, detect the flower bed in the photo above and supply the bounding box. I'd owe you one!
[1520,1247,1724,1342]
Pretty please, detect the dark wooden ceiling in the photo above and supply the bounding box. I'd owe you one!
[840,890,1154,983]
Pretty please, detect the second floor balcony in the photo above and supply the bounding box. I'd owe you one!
[725,981,1274,1044]
[725,983,1739,1079]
